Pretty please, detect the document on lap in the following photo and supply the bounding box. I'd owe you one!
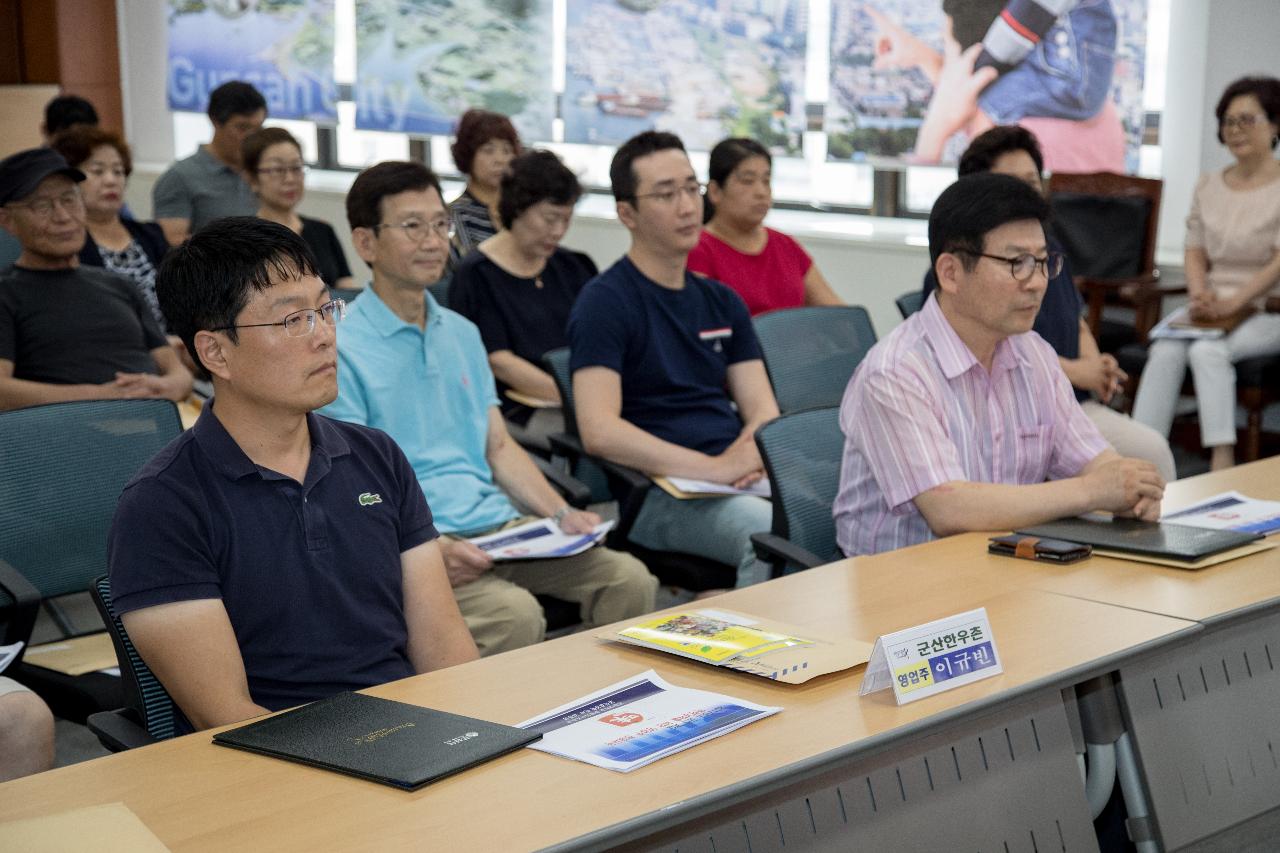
[467,518,615,561]
[654,476,772,499]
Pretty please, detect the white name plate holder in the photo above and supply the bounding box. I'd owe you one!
[859,607,1003,705]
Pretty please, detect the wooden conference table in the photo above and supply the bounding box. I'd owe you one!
[3,462,1278,851]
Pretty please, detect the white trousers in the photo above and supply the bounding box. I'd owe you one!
[1082,400,1177,482]
[1131,313,1280,448]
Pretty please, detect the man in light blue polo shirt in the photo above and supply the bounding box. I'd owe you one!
[322,161,656,656]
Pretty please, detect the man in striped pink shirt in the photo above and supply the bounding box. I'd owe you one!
[834,173,1165,556]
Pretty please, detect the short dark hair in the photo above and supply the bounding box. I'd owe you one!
[496,150,582,230]
[156,217,319,379]
[958,125,1044,177]
[942,0,1005,50]
[609,130,686,202]
[705,137,771,223]
[928,173,1050,267]
[241,127,300,175]
[345,161,443,231]
[49,126,132,176]
[44,95,98,136]
[207,81,268,125]
[1215,75,1280,147]
[449,109,520,176]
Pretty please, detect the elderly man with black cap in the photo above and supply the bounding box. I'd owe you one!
[0,148,192,411]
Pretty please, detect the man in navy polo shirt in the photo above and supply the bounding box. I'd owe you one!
[107,217,477,733]
[569,131,779,590]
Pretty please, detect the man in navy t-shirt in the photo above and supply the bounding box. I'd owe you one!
[107,218,477,733]
[569,131,779,589]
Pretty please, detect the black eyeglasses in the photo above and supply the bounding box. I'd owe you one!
[633,181,705,206]
[963,251,1064,282]
[210,298,346,338]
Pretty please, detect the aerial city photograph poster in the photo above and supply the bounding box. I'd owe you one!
[353,0,555,139]
[563,0,808,153]
[826,0,1149,173]
[167,0,338,122]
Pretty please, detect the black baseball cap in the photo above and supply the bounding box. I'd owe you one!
[0,148,86,206]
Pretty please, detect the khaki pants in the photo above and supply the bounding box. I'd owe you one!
[451,518,657,656]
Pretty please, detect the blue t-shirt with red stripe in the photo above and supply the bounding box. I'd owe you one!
[568,255,760,455]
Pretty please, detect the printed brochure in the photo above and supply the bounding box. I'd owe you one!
[468,518,614,561]
[600,608,874,684]
[516,670,779,772]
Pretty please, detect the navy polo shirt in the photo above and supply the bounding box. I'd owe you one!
[921,234,1088,402]
[108,406,438,734]
[568,256,761,456]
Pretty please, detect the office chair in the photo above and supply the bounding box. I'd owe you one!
[0,398,183,723]
[895,290,925,319]
[87,575,176,751]
[750,406,845,576]
[542,348,737,591]
[754,306,877,413]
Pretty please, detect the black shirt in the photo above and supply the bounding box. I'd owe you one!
[451,247,596,416]
[0,265,167,384]
[300,216,352,288]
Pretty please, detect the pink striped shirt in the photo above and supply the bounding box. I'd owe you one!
[833,292,1109,556]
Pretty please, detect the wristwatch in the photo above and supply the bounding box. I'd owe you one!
[552,506,572,526]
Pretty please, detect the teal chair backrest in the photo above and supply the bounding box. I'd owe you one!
[896,290,925,319]
[756,406,845,567]
[753,306,877,413]
[0,399,182,605]
[92,575,176,741]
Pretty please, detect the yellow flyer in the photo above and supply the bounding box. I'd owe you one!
[618,612,809,663]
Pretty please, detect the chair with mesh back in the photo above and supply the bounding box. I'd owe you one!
[751,406,844,575]
[753,307,877,413]
[0,399,182,722]
[896,290,925,319]
[87,575,176,750]
[543,349,737,591]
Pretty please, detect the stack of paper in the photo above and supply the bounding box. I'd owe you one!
[1150,306,1225,340]
[601,609,873,684]
[517,670,779,772]
[654,476,771,499]
[468,518,614,561]
[1162,491,1280,536]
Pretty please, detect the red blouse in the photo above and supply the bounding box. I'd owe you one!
[686,227,813,316]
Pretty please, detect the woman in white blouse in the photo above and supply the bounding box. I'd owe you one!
[1133,76,1280,470]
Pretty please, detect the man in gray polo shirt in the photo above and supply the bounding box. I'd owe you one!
[153,81,266,245]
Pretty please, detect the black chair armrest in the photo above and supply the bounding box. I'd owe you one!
[751,532,825,577]
[0,558,40,654]
[87,708,158,753]
[547,431,585,461]
[532,456,592,508]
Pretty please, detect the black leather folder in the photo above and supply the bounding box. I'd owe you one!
[212,691,541,791]
[1016,516,1262,563]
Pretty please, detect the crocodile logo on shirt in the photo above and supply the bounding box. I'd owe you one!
[358,492,382,507]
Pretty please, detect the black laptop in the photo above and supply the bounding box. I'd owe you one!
[213,691,541,791]
[1015,516,1263,563]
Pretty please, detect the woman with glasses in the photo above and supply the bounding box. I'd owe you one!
[50,126,170,330]
[1133,76,1280,471]
[241,127,353,290]
[687,137,841,316]
[451,150,595,439]
[448,109,520,269]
